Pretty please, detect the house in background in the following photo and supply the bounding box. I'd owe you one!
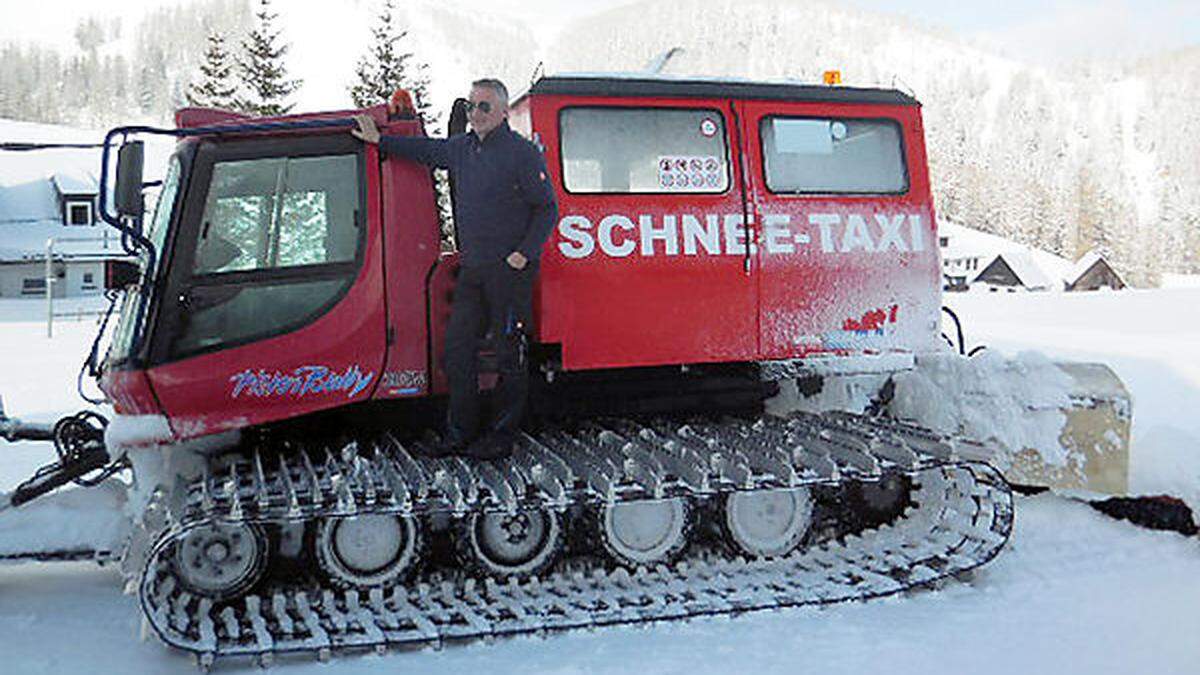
[938,219,1016,290]
[938,219,1125,293]
[0,118,167,298]
[1066,249,1126,291]
[974,250,1060,291]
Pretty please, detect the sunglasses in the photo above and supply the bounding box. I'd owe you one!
[465,100,494,113]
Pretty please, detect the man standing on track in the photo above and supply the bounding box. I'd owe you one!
[352,78,558,460]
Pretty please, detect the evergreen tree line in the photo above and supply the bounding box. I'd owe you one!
[186,0,451,241]
[3,0,1195,283]
[0,0,249,127]
[186,0,300,116]
[186,0,438,122]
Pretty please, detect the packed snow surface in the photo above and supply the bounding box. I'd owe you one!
[0,478,128,556]
[0,289,1197,673]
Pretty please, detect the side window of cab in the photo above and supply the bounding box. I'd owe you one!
[161,136,364,361]
[760,117,908,194]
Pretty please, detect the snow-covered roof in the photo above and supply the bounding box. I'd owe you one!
[0,118,170,262]
[51,170,97,196]
[939,219,1022,261]
[1069,249,1105,281]
[991,250,1058,290]
[939,219,1075,290]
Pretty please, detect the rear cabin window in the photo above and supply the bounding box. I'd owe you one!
[560,107,729,194]
[761,117,907,194]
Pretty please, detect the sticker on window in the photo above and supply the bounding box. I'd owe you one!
[772,119,834,155]
[658,155,723,191]
[699,118,718,137]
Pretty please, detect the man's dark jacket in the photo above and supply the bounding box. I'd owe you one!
[380,121,558,268]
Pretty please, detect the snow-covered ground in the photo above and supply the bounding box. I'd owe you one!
[1,290,1198,674]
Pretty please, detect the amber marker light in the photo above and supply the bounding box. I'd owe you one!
[388,89,417,119]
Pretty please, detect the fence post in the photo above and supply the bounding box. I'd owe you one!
[45,238,54,338]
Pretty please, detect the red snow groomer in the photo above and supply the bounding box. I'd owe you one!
[0,74,1131,666]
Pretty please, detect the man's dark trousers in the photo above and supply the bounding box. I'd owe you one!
[444,261,536,445]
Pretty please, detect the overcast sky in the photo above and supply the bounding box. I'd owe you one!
[843,0,1199,63]
[1,0,1196,65]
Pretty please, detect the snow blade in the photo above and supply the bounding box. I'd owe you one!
[1002,362,1131,496]
[893,355,1131,497]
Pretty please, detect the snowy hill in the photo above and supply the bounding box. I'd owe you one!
[1,0,1197,285]
[539,0,1197,286]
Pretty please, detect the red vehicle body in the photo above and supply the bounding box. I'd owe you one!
[99,76,939,443]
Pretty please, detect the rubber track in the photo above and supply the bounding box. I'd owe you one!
[139,411,1013,667]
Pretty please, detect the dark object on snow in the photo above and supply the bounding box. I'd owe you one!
[1090,495,1198,536]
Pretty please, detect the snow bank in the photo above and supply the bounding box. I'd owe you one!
[0,478,129,556]
[892,350,1073,466]
[1161,273,1200,289]
[768,347,1077,473]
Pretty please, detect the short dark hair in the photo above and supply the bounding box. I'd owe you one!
[471,78,509,105]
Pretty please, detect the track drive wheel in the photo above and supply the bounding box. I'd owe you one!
[845,473,915,528]
[459,508,564,580]
[315,513,423,589]
[597,497,692,568]
[173,522,269,601]
[721,487,814,558]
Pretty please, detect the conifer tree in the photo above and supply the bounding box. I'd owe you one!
[351,0,451,242]
[235,0,301,117]
[187,31,237,109]
[349,0,437,127]
[136,45,168,116]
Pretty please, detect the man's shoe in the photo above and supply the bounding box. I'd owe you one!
[465,432,515,461]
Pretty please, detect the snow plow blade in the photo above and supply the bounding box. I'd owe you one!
[893,354,1131,497]
[1005,362,1130,495]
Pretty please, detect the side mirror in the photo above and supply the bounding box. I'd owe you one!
[115,141,145,218]
[105,259,140,290]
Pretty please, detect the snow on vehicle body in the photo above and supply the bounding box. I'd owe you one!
[4,75,1034,665]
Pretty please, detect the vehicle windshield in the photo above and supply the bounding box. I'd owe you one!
[104,154,182,367]
[147,155,182,263]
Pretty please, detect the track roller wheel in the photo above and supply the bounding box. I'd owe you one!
[721,487,814,558]
[173,522,268,601]
[459,508,564,580]
[315,513,422,589]
[598,497,691,567]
